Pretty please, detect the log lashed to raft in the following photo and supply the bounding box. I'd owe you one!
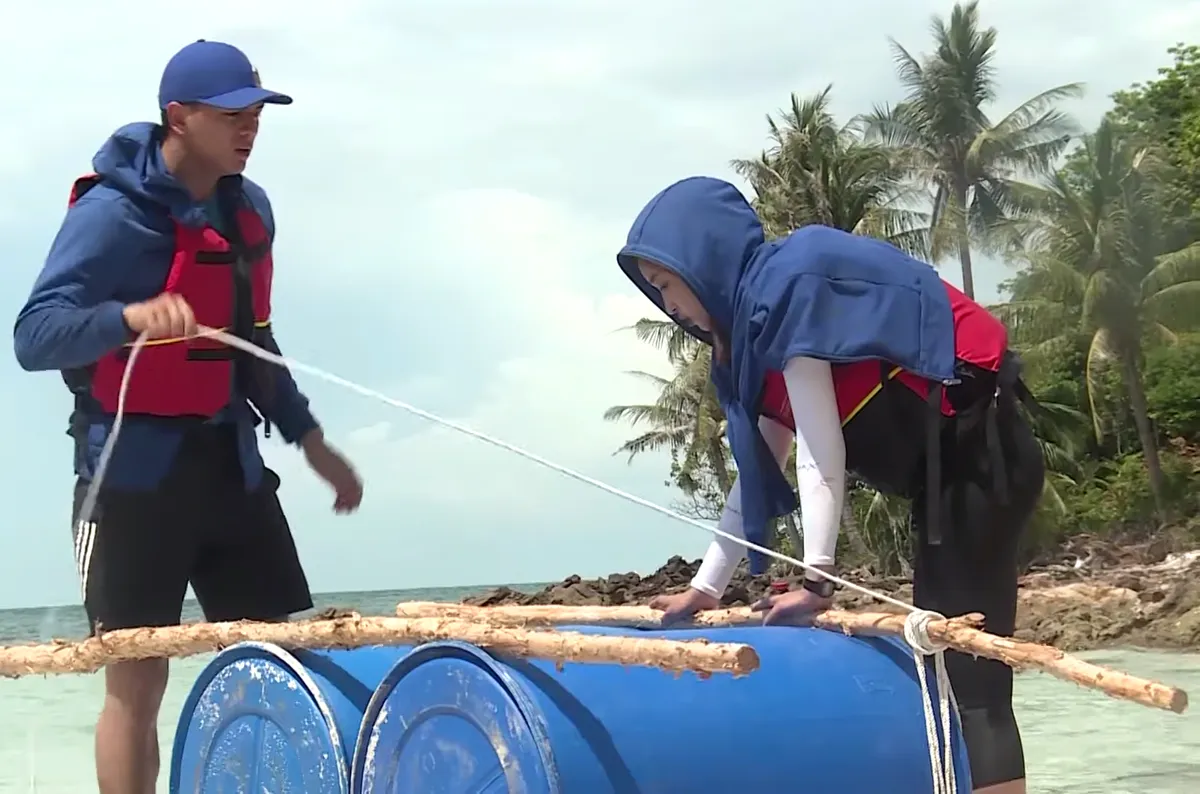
[0,614,758,679]
[394,601,1190,715]
[398,601,980,631]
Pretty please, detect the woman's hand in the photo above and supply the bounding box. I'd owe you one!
[751,587,833,626]
[648,588,720,626]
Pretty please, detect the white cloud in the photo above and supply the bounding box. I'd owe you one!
[346,421,393,447]
[254,179,686,588]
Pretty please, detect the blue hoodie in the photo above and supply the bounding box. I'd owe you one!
[13,122,319,491]
[617,176,958,573]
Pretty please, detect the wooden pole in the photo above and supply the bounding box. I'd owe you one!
[398,601,766,627]
[396,601,984,630]
[0,614,759,679]
[395,602,1189,714]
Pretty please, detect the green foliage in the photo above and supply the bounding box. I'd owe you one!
[1144,334,1200,442]
[1058,452,1197,536]
[604,15,1200,576]
[1107,44,1200,251]
[842,487,914,576]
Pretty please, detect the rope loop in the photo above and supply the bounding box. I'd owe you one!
[903,609,950,656]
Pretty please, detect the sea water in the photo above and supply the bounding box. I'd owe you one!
[0,585,1196,793]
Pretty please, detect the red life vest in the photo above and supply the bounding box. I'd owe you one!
[68,173,274,418]
[757,279,1011,514]
[760,280,1008,430]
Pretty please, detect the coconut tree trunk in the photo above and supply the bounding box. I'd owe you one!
[781,513,804,559]
[840,496,881,572]
[954,183,976,299]
[1120,350,1167,519]
[707,437,734,498]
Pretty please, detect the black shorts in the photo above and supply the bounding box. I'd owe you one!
[71,425,313,634]
[911,398,1045,786]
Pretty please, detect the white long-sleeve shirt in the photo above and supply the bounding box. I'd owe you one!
[691,356,846,598]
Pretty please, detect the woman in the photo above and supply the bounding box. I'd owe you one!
[617,176,1044,794]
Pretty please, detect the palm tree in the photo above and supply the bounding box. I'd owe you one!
[730,85,931,254]
[603,320,733,513]
[623,317,699,370]
[992,119,1200,516]
[726,86,940,566]
[858,0,1082,298]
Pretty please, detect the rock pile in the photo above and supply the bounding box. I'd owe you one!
[463,547,1200,652]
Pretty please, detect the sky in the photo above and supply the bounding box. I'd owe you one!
[0,0,1192,609]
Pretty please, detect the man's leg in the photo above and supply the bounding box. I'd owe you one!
[100,660,168,794]
[190,466,314,624]
[73,480,191,794]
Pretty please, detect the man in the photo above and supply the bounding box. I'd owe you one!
[13,40,363,794]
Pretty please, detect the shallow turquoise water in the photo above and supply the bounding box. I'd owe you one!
[0,588,1195,793]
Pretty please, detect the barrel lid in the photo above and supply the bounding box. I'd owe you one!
[352,640,558,793]
[168,642,350,793]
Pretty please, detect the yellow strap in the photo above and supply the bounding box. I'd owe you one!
[841,366,902,426]
[121,320,271,348]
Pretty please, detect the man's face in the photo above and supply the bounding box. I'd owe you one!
[168,102,262,176]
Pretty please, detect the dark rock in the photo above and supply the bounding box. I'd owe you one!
[1110,573,1141,591]
[459,549,1200,651]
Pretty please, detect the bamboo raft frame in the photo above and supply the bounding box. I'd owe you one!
[394,602,1190,715]
[0,613,758,679]
[0,602,1187,715]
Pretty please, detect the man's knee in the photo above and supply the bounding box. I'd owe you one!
[103,659,169,723]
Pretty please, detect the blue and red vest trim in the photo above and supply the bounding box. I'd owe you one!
[757,279,1032,546]
[66,173,274,418]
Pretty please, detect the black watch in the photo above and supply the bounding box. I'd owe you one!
[801,575,836,598]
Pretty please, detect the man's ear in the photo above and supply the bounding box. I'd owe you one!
[162,101,191,135]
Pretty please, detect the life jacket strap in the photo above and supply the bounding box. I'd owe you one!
[214,181,274,440]
[924,382,944,545]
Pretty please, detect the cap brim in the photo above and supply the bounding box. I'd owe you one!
[199,86,293,110]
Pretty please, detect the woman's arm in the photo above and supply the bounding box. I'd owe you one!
[780,356,846,571]
[690,415,795,598]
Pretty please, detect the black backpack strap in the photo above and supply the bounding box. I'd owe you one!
[924,383,944,546]
[915,351,1040,547]
[977,351,1039,507]
[214,181,257,343]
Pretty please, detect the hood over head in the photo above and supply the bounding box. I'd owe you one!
[614,176,962,577]
[617,177,765,346]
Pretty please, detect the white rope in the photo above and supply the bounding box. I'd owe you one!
[76,324,961,792]
[74,331,149,536]
[904,610,960,794]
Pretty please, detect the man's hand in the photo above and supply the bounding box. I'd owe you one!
[122,293,197,340]
[301,430,363,513]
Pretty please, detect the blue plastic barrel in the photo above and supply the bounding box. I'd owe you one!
[350,624,972,793]
[168,641,402,794]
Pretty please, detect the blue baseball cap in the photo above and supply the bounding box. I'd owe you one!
[158,40,292,110]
